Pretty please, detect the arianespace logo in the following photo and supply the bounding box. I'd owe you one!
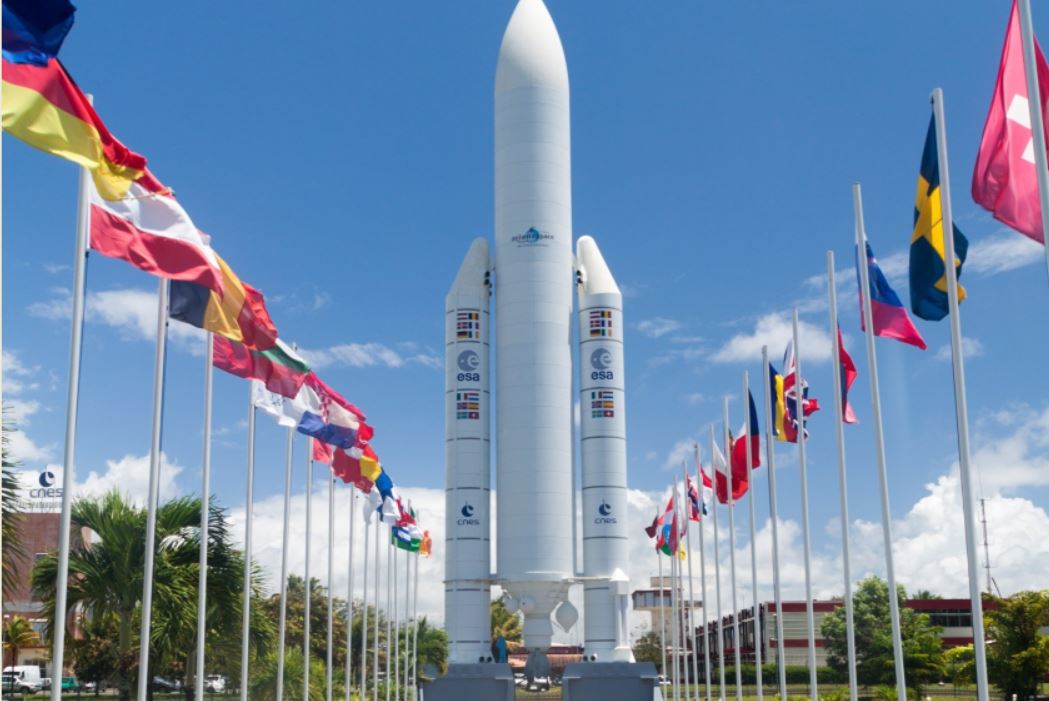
[30,469,63,499]
[458,502,480,526]
[595,500,617,524]
[511,226,554,246]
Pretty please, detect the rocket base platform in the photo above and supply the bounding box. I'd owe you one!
[561,662,661,701]
[422,663,514,701]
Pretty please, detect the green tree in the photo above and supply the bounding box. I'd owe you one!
[2,414,26,600]
[249,647,328,701]
[490,598,522,645]
[985,590,1049,701]
[632,631,663,673]
[821,576,945,694]
[411,617,448,679]
[944,644,975,685]
[3,616,40,668]
[259,575,349,678]
[70,613,121,694]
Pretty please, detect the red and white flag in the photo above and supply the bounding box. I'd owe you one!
[972,0,1049,245]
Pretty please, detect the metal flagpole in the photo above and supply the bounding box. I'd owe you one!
[373,518,380,701]
[361,515,371,701]
[412,548,420,700]
[709,425,725,701]
[742,372,763,701]
[392,542,399,701]
[327,474,335,701]
[694,447,712,701]
[683,464,701,701]
[276,429,295,701]
[346,489,357,701]
[853,183,908,700]
[676,481,688,701]
[135,279,170,701]
[195,333,214,701]
[239,387,257,701]
[305,448,314,701]
[670,490,680,701]
[760,346,788,700]
[721,399,742,701]
[386,536,393,701]
[931,88,991,701]
[50,96,93,701]
[658,549,668,685]
[403,547,411,701]
[1017,0,1049,284]
[791,309,818,700]
[826,253,859,701]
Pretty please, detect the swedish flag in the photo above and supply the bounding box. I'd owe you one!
[910,115,969,321]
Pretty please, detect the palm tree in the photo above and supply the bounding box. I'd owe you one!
[2,413,26,599]
[3,616,40,668]
[490,599,522,644]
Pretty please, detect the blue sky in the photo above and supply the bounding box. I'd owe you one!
[5,2,1049,625]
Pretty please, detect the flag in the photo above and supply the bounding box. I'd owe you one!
[699,466,714,512]
[856,241,927,350]
[375,471,402,525]
[169,255,278,350]
[252,376,362,449]
[312,438,333,465]
[730,391,763,481]
[769,362,789,442]
[305,372,367,422]
[332,443,381,492]
[972,0,1049,245]
[711,439,744,504]
[644,510,661,539]
[2,1,154,200]
[685,474,706,522]
[911,115,969,321]
[362,489,382,523]
[420,530,433,558]
[836,327,859,424]
[780,342,820,442]
[213,337,309,398]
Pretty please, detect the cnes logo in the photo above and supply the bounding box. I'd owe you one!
[30,469,62,499]
[594,500,617,524]
[457,502,480,526]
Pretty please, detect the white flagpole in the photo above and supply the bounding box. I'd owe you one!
[411,549,420,699]
[239,388,257,701]
[403,546,411,701]
[372,520,380,701]
[676,481,688,701]
[327,473,335,701]
[694,447,711,701]
[682,464,701,701]
[50,97,93,701]
[386,536,393,701]
[276,429,295,701]
[360,515,371,701]
[392,542,399,701]
[135,278,170,701]
[760,346,788,700]
[931,88,991,701]
[304,448,313,701]
[670,490,680,701]
[742,373,763,701]
[826,253,859,701]
[1017,0,1049,282]
[195,333,214,701]
[658,550,668,684]
[721,399,742,701]
[708,425,726,701]
[791,309,818,700]
[853,183,908,700]
[346,488,357,701]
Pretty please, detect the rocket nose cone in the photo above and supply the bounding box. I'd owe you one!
[496,0,568,95]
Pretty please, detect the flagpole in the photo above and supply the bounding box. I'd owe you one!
[327,473,335,701]
[195,332,214,701]
[361,516,371,701]
[853,183,908,700]
[694,447,712,701]
[403,546,411,701]
[760,346,788,701]
[682,464,701,701]
[790,309,818,700]
[709,425,726,701]
[386,535,393,701]
[826,253,859,701]
[372,519,380,701]
[658,550,668,685]
[411,549,420,699]
[721,399,742,701]
[1017,0,1049,283]
[931,88,991,701]
[392,541,399,701]
[346,488,357,701]
[741,373,763,701]
[276,429,295,701]
[305,448,314,701]
[670,490,680,701]
[135,278,170,701]
[239,387,257,701]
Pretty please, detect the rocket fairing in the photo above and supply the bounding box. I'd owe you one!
[444,238,492,664]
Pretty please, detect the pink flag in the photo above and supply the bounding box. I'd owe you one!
[972,0,1049,244]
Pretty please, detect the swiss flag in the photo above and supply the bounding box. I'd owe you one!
[973,0,1049,244]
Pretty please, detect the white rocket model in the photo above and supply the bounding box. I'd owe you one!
[444,0,632,668]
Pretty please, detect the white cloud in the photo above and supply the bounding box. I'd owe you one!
[966,233,1045,276]
[300,343,439,371]
[12,452,183,510]
[934,336,985,362]
[663,439,696,472]
[970,405,1049,493]
[6,431,55,463]
[684,393,705,406]
[637,318,683,339]
[43,262,71,275]
[3,349,53,463]
[711,312,832,365]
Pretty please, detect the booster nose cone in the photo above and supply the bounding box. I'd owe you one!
[496,0,568,95]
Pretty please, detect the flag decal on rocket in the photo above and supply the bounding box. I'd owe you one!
[456,391,480,420]
[589,310,613,337]
[591,390,615,418]
[456,311,480,340]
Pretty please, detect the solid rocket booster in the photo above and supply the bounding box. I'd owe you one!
[494,0,574,650]
[576,236,633,661]
[444,238,492,664]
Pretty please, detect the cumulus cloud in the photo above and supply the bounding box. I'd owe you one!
[300,343,440,371]
[3,349,54,463]
[966,233,1044,275]
[637,318,683,339]
[934,336,985,362]
[711,312,832,364]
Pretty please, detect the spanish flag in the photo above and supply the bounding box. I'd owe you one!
[910,115,969,321]
[2,0,153,200]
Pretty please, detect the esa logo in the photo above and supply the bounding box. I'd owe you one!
[594,500,617,525]
[457,350,481,383]
[589,348,614,381]
[29,469,62,499]
[457,502,480,526]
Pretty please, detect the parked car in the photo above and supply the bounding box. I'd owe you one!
[204,675,227,693]
[152,676,182,693]
[3,666,45,694]
[2,673,43,694]
[61,677,81,692]
[83,680,107,693]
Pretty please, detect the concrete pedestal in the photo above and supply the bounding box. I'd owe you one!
[422,663,514,701]
[561,661,660,701]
